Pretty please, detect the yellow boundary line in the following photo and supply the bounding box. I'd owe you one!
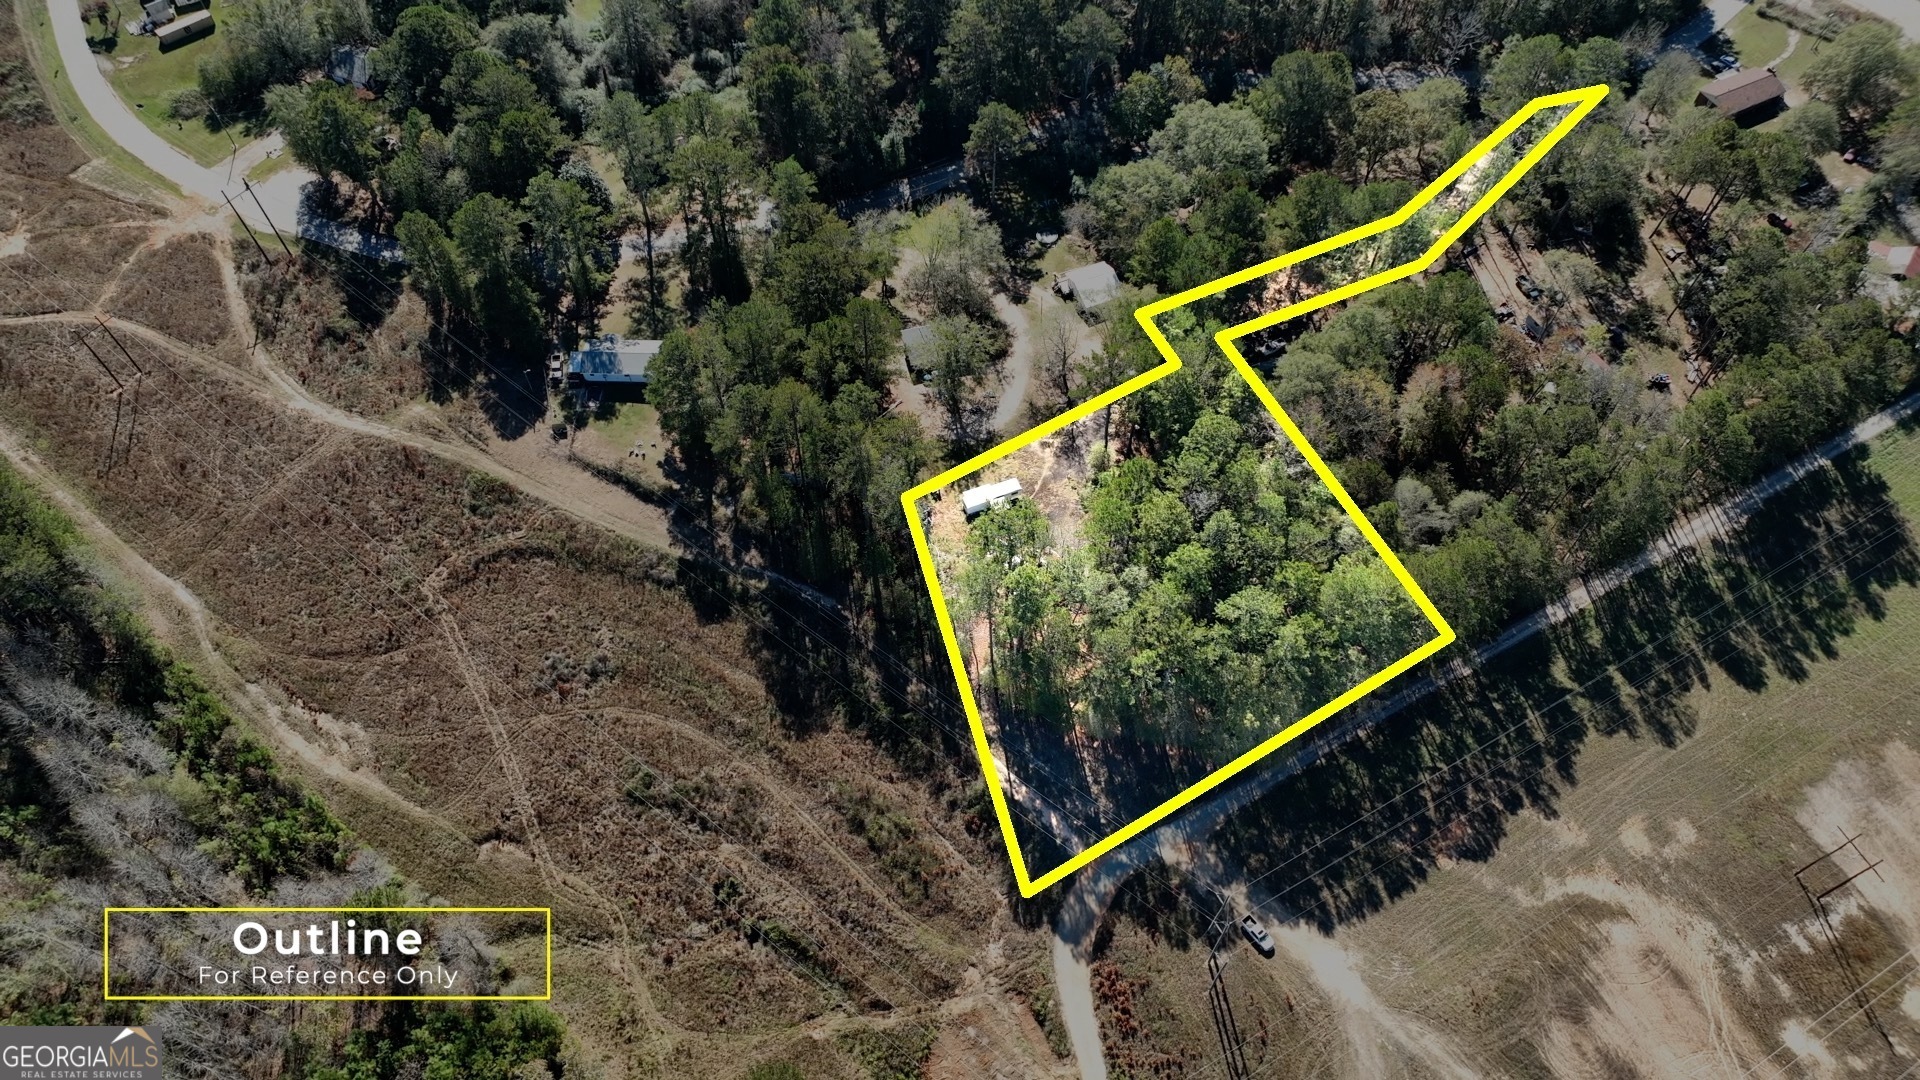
[901,85,1609,897]
[103,906,554,1001]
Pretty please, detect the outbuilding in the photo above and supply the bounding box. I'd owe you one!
[566,334,661,387]
[902,323,936,379]
[1054,261,1121,316]
[1696,68,1785,122]
[1870,240,1920,280]
[155,9,213,48]
[961,478,1023,520]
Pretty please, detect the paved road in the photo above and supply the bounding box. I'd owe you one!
[1833,0,1920,40]
[47,0,397,259]
[1045,382,1920,1078]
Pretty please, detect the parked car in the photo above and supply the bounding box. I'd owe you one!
[1494,301,1515,322]
[1648,373,1672,390]
[1241,915,1275,957]
[1515,274,1544,301]
[1662,245,1683,261]
[1719,54,1739,70]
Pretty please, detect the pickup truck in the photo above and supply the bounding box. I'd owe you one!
[1240,915,1275,958]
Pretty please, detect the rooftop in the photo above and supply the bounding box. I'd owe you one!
[1698,68,1785,116]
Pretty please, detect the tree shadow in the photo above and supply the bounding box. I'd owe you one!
[478,363,545,440]
[1211,450,1920,931]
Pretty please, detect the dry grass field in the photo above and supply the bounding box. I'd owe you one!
[0,316,1059,1069]
[103,231,232,347]
[0,23,1076,1073]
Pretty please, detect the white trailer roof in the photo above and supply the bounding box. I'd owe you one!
[961,477,1022,514]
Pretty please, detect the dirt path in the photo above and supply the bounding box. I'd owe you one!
[992,294,1035,435]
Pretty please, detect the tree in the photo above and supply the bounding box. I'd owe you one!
[1058,4,1124,98]
[1110,56,1204,147]
[1786,99,1843,157]
[1804,21,1915,127]
[923,316,1005,445]
[1344,89,1412,182]
[1635,50,1695,130]
[523,171,617,321]
[395,211,468,325]
[450,194,542,354]
[369,4,477,124]
[267,81,377,191]
[1148,100,1271,181]
[1249,51,1353,168]
[1404,77,1466,173]
[964,102,1028,199]
[1559,125,1642,235]
[905,201,1008,323]
[195,0,327,113]
[381,110,467,223]
[746,48,830,174]
[601,0,673,94]
[487,14,579,110]
[1877,96,1920,193]
[1073,159,1191,263]
[671,136,760,309]
[596,92,672,334]
[938,0,1058,115]
[1482,34,1571,120]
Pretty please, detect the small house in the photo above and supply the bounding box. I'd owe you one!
[155,9,213,48]
[566,335,661,387]
[901,323,936,379]
[1054,261,1121,316]
[142,0,171,21]
[327,45,371,89]
[961,478,1023,520]
[1870,240,1920,279]
[174,0,209,10]
[1696,68,1785,122]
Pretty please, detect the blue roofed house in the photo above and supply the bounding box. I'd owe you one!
[566,334,662,388]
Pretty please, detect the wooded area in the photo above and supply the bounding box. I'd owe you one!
[197,0,1920,862]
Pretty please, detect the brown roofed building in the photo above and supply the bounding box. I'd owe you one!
[1696,68,1786,121]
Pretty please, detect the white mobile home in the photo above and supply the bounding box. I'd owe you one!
[566,335,661,387]
[961,478,1023,520]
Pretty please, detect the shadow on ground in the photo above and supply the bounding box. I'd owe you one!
[1211,448,1920,931]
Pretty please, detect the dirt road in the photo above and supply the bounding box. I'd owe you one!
[991,294,1034,434]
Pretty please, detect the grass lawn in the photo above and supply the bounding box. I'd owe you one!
[16,0,178,198]
[1775,30,1820,92]
[1724,6,1790,67]
[244,147,293,182]
[569,0,603,24]
[96,0,240,167]
[1036,235,1097,275]
[588,399,658,451]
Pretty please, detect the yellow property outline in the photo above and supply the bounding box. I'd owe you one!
[103,906,554,1001]
[902,85,1609,897]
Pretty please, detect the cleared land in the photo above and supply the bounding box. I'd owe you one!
[0,29,1074,1076]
